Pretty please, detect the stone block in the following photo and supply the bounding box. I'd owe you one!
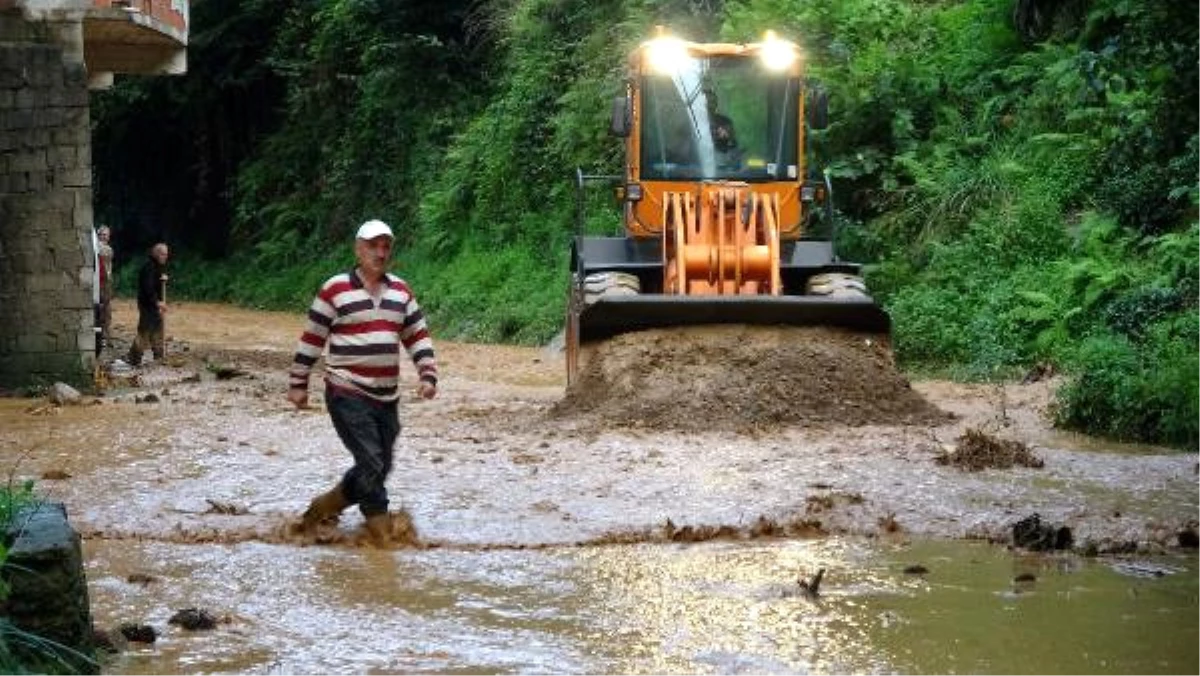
[4,108,33,130]
[14,86,33,110]
[16,329,53,353]
[34,350,92,386]
[72,189,91,226]
[0,171,26,193]
[38,190,74,215]
[31,128,52,150]
[0,66,29,90]
[47,145,73,169]
[64,84,88,108]
[27,269,68,294]
[33,105,62,129]
[51,127,87,145]
[58,166,88,188]
[10,148,46,172]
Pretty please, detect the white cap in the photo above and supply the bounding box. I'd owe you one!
[356,219,394,240]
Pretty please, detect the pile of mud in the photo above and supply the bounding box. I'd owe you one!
[551,324,952,432]
[937,428,1045,471]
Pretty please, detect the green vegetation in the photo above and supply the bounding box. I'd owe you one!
[93,0,1197,448]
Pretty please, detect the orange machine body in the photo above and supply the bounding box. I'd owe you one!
[566,29,888,384]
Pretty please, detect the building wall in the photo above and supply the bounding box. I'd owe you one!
[0,10,96,389]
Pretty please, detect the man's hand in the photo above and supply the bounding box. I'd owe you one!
[416,380,437,400]
[288,387,309,409]
[157,301,168,314]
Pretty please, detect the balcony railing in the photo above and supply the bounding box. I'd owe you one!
[92,0,187,34]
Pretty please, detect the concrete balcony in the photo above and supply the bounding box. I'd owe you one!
[84,0,187,84]
[3,0,189,88]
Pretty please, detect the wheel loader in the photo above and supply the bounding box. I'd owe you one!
[566,27,890,385]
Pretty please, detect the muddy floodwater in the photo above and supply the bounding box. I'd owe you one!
[2,300,1197,674]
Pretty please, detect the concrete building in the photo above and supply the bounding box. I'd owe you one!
[0,0,187,389]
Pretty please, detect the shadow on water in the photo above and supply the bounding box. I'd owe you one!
[86,537,1197,675]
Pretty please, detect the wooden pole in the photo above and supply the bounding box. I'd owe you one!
[160,273,168,360]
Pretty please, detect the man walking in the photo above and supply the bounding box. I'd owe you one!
[126,242,169,366]
[288,219,438,547]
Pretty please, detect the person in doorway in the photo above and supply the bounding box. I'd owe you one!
[126,242,169,366]
[287,219,439,547]
[96,225,114,351]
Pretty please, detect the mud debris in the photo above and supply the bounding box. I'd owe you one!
[797,568,825,597]
[169,607,219,631]
[204,499,250,515]
[553,325,952,432]
[1011,513,1073,551]
[590,513,830,547]
[937,428,1044,471]
[118,623,157,643]
[1177,525,1199,548]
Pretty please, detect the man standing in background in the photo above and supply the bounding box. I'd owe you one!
[126,242,169,366]
[95,225,114,352]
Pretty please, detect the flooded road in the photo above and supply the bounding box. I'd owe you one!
[2,300,1196,673]
[85,538,1197,674]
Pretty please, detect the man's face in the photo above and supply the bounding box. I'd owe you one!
[153,245,169,264]
[98,228,110,243]
[355,236,393,277]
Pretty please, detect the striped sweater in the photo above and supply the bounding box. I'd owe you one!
[290,269,438,402]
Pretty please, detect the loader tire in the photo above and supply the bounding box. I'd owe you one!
[806,272,869,298]
[582,272,641,305]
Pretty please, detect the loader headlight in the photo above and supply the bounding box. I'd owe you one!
[801,184,816,202]
[646,35,688,74]
[625,182,643,202]
[761,30,798,71]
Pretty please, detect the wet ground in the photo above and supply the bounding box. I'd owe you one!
[2,300,1197,673]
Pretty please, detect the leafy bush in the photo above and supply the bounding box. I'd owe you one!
[1056,317,1199,448]
[1103,287,1186,342]
[411,242,568,344]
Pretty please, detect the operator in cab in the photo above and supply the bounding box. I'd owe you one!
[706,90,743,170]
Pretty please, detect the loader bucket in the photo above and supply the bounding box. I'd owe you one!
[576,294,891,344]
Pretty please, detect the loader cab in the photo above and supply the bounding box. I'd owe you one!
[637,55,800,182]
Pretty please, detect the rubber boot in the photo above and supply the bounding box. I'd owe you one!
[300,483,350,530]
[363,513,393,548]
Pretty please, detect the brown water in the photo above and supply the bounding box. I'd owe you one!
[3,301,1196,674]
[84,537,1196,674]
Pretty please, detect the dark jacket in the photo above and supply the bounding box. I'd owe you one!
[136,256,167,322]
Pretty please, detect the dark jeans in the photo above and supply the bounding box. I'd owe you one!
[327,390,401,517]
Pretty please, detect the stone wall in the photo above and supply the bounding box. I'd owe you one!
[0,10,96,390]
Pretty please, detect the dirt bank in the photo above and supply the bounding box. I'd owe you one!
[2,300,1196,556]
